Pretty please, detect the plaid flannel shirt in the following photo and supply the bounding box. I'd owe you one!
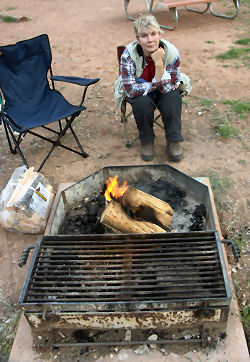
[120,45,181,99]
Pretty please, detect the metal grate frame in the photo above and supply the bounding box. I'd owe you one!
[19,231,231,313]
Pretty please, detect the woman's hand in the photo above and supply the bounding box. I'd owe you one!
[151,47,164,65]
[151,48,165,82]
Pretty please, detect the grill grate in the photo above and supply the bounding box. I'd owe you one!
[20,231,230,308]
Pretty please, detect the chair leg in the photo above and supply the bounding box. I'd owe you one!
[36,144,56,172]
[121,101,139,148]
[68,123,89,157]
[4,121,29,168]
[29,122,89,156]
[36,114,88,172]
[121,103,129,147]
[122,110,139,148]
[3,113,89,172]
[3,120,15,153]
[154,114,164,129]
[11,132,26,155]
[58,119,63,132]
[125,133,140,148]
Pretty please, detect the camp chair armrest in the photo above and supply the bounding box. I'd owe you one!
[51,76,100,107]
[51,75,100,87]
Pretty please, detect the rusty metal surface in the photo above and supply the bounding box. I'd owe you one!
[27,309,225,329]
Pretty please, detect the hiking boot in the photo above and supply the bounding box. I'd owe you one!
[141,143,154,161]
[167,142,183,162]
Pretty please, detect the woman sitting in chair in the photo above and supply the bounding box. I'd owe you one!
[114,14,190,162]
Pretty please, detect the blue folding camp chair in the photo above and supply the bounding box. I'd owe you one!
[0,34,99,171]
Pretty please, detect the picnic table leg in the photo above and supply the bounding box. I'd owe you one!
[124,0,155,21]
[124,0,135,21]
[145,0,155,13]
[124,0,177,30]
[185,2,210,14]
[209,0,240,19]
[147,0,179,30]
[157,7,179,30]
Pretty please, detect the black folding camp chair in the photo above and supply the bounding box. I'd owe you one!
[0,34,100,171]
[117,45,164,148]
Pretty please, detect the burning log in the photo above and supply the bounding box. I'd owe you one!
[122,188,173,229]
[101,186,174,234]
[101,176,173,234]
[100,200,166,234]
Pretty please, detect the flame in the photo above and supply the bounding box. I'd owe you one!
[104,175,128,202]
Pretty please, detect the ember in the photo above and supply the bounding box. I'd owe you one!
[59,194,106,234]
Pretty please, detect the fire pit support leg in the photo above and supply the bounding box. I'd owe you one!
[201,325,207,347]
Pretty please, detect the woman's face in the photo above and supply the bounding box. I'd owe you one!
[137,26,161,57]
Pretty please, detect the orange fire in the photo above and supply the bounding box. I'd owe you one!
[104,175,128,202]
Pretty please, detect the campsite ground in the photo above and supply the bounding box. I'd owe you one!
[0,0,249,360]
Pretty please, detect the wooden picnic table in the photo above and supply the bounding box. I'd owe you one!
[124,0,240,30]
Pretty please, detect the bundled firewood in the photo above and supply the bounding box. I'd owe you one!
[0,166,54,234]
[100,187,173,234]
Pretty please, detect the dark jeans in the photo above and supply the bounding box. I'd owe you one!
[128,89,183,145]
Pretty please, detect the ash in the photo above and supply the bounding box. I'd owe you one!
[59,177,206,235]
[134,178,206,232]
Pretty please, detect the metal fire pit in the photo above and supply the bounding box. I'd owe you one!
[18,164,234,347]
[46,164,217,235]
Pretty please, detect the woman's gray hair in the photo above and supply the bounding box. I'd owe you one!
[134,14,163,37]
